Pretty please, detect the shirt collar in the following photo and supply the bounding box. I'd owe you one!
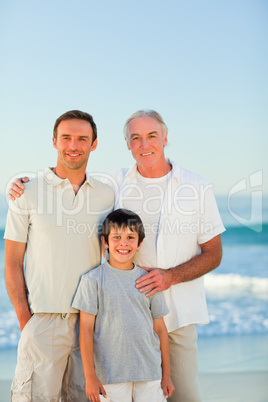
[84,172,96,187]
[43,167,95,188]
[123,159,180,183]
[168,159,180,181]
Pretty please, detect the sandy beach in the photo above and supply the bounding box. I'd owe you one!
[198,333,268,401]
[1,373,267,402]
[0,333,267,402]
[1,374,267,402]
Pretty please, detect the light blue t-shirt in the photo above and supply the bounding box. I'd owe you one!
[72,261,169,384]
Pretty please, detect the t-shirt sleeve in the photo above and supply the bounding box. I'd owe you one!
[198,185,225,244]
[149,291,169,319]
[4,197,30,243]
[71,273,98,315]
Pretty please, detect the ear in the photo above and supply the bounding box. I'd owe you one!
[101,235,109,250]
[136,239,143,251]
[52,137,57,149]
[163,131,168,147]
[91,139,98,152]
[125,136,131,151]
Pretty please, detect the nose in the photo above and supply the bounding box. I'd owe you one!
[69,138,78,149]
[140,137,149,148]
[120,238,128,246]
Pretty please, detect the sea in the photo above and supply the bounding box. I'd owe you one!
[0,193,267,349]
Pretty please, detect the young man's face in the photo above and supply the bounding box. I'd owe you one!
[125,116,168,172]
[53,119,97,171]
[101,226,142,270]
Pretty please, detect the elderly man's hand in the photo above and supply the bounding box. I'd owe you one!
[135,268,174,297]
[7,177,29,200]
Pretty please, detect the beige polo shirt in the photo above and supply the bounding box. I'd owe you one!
[4,167,114,313]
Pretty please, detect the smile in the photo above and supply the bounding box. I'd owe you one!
[141,152,153,156]
[67,153,81,157]
[117,250,130,254]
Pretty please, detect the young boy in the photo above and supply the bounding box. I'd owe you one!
[72,209,175,402]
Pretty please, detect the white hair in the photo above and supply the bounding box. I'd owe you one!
[123,109,168,140]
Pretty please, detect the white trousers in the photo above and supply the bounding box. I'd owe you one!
[100,380,166,402]
[168,324,201,402]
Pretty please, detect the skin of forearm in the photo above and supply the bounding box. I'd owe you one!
[159,331,171,377]
[137,235,223,297]
[154,319,171,377]
[168,243,223,286]
[5,264,31,324]
[79,322,96,379]
[5,243,31,330]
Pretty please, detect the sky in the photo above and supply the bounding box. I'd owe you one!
[0,0,267,197]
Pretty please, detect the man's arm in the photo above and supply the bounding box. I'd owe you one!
[136,234,223,297]
[79,311,107,402]
[153,317,175,398]
[5,239,32,331]
[7,177,29,201]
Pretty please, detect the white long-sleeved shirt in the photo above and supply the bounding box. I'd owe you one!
[102,161,225,332]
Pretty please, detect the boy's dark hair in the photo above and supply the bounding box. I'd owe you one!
[101,209,145,246]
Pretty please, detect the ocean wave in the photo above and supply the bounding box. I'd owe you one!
[205,273,268,297]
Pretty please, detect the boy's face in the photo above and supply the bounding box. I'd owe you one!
[101,226,142,270]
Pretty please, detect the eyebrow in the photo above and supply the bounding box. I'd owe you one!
[110,228,138,234]
[60,134,90,139]
[130,131,158,138]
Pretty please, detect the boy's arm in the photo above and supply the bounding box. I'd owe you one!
[5,239,32,331]
[153,317,175,399]
[79,310,107,401]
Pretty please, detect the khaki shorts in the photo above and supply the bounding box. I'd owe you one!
[168,324,201,402]
[11,313,88,401]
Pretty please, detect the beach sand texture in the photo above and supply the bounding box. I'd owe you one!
[0,374,267,402]
[0,334,267,402]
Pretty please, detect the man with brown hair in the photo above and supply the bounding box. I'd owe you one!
[4,110,114,401]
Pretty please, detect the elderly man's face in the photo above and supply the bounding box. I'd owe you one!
[126,116,168,172]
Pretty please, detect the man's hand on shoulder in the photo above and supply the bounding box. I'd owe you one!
[7,177,29,201]
[136,268,174,297]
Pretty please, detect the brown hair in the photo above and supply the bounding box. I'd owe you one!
[53,110,97,144]
[101,209,145,247]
